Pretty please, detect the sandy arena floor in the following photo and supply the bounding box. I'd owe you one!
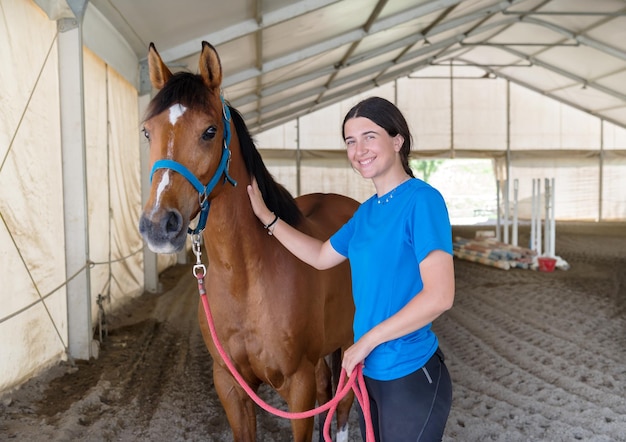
[1,223,625,441]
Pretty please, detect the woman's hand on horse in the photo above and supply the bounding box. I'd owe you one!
[247,177,273,225]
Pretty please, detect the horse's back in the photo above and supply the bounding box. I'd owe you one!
[295,193,359,239]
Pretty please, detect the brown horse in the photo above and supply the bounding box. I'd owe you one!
[139,41,358,441]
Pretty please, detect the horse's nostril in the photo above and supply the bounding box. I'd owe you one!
[164,210,182,235]
[138,214,150,236]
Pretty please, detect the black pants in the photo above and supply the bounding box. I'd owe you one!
[358,348,452,441]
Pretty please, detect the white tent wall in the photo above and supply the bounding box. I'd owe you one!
[83,47,144,329]
[602,151,626,220]
[0,0,68,393]
[0,0,155,393]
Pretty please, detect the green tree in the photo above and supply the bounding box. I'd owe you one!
[411,159,443,183]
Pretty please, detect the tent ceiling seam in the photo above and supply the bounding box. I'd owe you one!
[222,0,469,89]
[152,0,342,63]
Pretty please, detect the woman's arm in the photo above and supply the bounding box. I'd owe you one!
[342,249,455,375]
[246,177,346,270]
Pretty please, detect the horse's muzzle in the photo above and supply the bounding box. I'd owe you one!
[139,209,186,254]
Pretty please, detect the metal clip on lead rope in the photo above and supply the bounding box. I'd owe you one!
[192,234,206,278]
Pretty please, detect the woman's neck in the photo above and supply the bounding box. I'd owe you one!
[374,172,411,197]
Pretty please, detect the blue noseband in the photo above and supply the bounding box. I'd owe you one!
[150,96,237,235]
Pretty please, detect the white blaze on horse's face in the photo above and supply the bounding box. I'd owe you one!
[167,103,187,155]
[154,170,170,210]
[169,103,187,125]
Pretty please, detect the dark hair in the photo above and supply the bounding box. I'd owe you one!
[342,97,414,178]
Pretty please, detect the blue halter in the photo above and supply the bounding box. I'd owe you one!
[150,96,237,235]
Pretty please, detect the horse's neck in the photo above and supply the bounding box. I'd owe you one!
[202,187,265,269]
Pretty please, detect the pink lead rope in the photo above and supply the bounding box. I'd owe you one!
[195,269,374,441]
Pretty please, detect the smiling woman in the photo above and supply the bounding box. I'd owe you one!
[248,96,456,441]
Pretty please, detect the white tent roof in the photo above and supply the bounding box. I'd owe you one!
[81,0,626,134]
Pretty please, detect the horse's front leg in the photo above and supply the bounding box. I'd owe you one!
[318,350,353,442]
[315,357,332,442]
[282,363,318,442]
[334,346,354,442]
[213,363,257,442]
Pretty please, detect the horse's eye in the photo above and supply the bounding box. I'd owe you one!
[142,128,150,140]
[202,126,217,141]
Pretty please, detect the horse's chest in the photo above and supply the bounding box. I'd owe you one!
[208,281,310,381]
[223,327,295,387]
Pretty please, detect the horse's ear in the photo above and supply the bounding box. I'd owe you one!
[148,42,172,90]
[198,41,223,90]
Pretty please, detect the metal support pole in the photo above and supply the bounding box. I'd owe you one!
[58,14,93,360]
[495,179,501,241]
[296,117,302,197]
[530,179,535,251]
[504,80,511,244]
[503,178,509,244]
[599,121,604,222]
[512,179,519,246]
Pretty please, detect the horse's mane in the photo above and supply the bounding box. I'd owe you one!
[144,71,302,226]
[229,106,303,226]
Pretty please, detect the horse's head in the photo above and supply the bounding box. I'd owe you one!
[139,41,236,253]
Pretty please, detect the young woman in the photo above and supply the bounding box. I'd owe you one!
[247,96,454,441]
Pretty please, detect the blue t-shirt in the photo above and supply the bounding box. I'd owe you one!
[330,178,452,381]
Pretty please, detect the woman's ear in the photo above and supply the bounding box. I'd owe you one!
[393,134,404,152]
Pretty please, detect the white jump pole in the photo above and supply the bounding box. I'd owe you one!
[530,178,542,254]
[535,178,543,255]
[544,178,551,257]
[549,178,556,257]
[512,179,519,246]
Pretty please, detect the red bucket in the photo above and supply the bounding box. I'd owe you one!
[537,257,557,272]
